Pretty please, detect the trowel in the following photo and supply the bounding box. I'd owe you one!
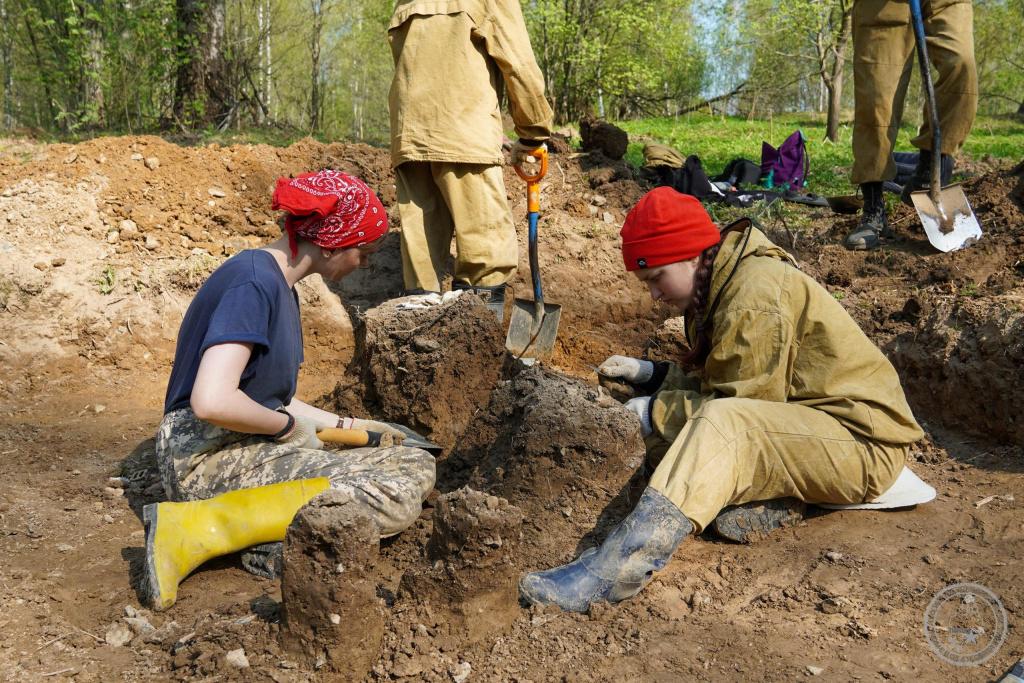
[318,423,442,455]
[506,146,562,359]
[907,0,982,252]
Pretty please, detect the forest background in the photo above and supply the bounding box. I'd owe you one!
[0,0,1022,172]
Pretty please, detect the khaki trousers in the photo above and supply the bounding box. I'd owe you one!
[395,161,518,292]
[648,398,908,532]
[851,0,977,185]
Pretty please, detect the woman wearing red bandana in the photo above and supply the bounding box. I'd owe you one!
[141,171,436,611]
[519,187,929,613]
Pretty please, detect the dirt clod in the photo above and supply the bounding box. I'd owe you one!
[580,116,629,160]
[279,490,384,679]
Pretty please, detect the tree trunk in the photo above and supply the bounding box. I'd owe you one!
[174,0,228,126]
[824,0,852,142]
[0,0,13,128]
[309,0,324,132]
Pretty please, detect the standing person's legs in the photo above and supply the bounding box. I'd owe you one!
[913,0,977,155]
[851,0,916,186]
[432,163,518,288]
[396,161,455,293]
[648,398,907,532]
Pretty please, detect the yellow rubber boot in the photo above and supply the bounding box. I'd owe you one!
[141,477,331,611]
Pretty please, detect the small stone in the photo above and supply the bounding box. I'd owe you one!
[103,514,114,524]
[106,231,120,244]
[144,157,160,170]
[103,487,125,499]
[125,616,155,635]
[820,597,843,614]
[107,476,127,488]
[602,211,614,224]
[561,507,573,518]
[208,187,227,198]
[51,257,66,267]
[329,613,341,625]
[923,554,937,565]
[105,623,133,647]
[807,665,825,676]
[130,153,144,161]
[335,562,345,573]
[124,605,139,618]
[825,551,843,562]
[119,219,138,234]
[56,543,74,553]
[452,661,472,683]
[64,152,79,164]
[145,235,159,250]
[485,496,500,510]
[412,336,441,353]
[225,648,249,669]
[93,404,106,414]
[278,660,298,669]
[33,261,47,271]
[591,194,607,206]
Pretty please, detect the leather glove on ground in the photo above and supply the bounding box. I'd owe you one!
[340,417,407,445]
[511,140,546,166]
[598,355,655,385]
[275,415,323,450]
[624,396,654,437]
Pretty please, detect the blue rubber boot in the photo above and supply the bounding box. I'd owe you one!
[519,488,693,613]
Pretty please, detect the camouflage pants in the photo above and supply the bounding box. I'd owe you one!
[155,408,436,537]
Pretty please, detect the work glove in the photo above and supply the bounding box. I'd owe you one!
[510,139,546,166]
[598,355,655,385]
[339,417,407,445]
[624,396,654,438]
[275,415,324,450]
[395,290,464,311]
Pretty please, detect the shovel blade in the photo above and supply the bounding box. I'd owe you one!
[505,298,562,359]
[910,184,982,252]
[384,422,442,455]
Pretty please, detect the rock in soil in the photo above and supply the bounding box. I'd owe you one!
[399,487,524,642]
[346,293,507,451]
[446,365,646,566]
[279,490,384,680]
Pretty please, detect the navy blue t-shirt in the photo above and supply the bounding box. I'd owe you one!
[164,250,304,414]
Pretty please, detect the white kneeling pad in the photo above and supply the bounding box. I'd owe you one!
[818,466,936,510]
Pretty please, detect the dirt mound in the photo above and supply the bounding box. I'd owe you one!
[886,298,1024,446]
[580,117,629,160]
[398,488,524,642]
[280,490,384,678]
[339,294,508,451]
[444,365,646,565]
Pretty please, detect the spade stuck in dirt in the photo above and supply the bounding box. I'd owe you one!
[506,146,562,359]
[907,0,982,252]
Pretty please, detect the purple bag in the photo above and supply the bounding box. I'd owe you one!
[761,130,809,189]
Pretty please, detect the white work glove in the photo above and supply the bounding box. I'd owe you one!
[395,290,464,311]
[510,140,546,166]
[624,396,654,438]
[275,415,323,450]
[598,355,655,385]
[339,417,407,445]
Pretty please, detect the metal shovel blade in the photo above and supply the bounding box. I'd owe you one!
[506,299,562,359]
[910,183,982,253]
[384,422,442,455]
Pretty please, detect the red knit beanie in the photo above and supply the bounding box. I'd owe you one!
[620,187,721,271]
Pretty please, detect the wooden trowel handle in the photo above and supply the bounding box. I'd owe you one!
[317,428,393,448]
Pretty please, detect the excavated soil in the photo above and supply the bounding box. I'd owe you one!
[0,135,1023,681]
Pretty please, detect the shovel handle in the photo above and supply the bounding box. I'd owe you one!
[317,428,392,448]
[909,0,943,206]
[514,146,548,184]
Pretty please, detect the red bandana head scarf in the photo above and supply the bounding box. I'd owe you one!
[271,170,388,257]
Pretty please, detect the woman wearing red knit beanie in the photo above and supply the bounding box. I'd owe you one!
[140,171,436,611]
[520,186,930,613]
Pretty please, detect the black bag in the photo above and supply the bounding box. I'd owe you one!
[713,158,762,188]
[654,154,719,200]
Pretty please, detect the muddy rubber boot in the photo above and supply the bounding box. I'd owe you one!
[518,487,693,613]
[240,542,283,579]
[900,150,954,207]
[710,498,807,543]
[452,281,506,321]
[141,477,330,611]
[844,182,888,251]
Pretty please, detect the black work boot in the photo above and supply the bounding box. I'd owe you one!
[711,498,807,543]
[452,281,506,321]
[844,182,889,251]
[240,542,283,579]
[900,150,954,207]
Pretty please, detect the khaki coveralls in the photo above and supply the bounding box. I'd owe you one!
[851,0,977,185]
[388,0,554,292]
[645,224,924,531]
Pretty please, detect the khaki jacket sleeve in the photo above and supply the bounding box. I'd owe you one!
[649,363,709,443]
[650,307,794,442]
[476,0,554,140]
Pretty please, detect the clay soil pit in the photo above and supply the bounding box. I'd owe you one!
[0,136,1022,681]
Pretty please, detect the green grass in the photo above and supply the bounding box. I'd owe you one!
[616,113,1024,197]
